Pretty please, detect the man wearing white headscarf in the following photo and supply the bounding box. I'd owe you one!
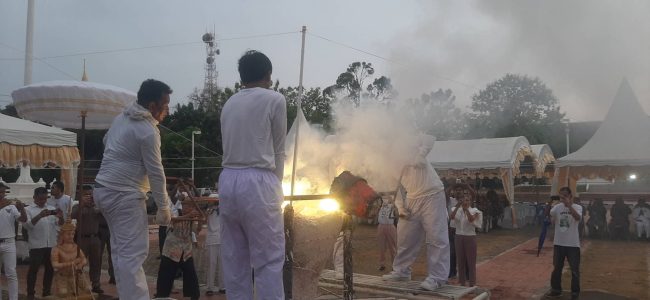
[94,79,172,300]
[383,134,450,291]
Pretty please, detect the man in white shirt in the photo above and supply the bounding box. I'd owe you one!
[47,181,71,220]
[94,79,173,300]
[219,50,286,300]
[0,182,28,300]
[24,187,63,300]
[383,134,450,291]
[547,187,582,300]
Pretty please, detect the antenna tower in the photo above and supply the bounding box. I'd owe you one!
[201,31,220,97]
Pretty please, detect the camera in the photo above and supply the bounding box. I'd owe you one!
[47,209,58,215]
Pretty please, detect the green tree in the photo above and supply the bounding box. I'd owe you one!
[161,102,222,187]
[325,62,375,106]
[407,89,467,140]
[367,76,396,102]
[466,74,565,145]
[279,86,334,132]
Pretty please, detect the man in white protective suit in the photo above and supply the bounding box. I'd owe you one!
[93,79,172,300]
[219,50,287,299]
[383,134,450,291]
[632,199,650,240]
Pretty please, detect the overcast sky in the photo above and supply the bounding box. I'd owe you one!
[1,0,648,121]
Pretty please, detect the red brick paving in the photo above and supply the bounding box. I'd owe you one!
[469,237,589,299]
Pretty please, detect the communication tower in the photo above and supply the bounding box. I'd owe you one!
[202,31,220,97]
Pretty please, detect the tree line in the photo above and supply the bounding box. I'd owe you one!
[0,62,568,188]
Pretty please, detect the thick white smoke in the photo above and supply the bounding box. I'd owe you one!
[284,99,423,193]
[387,0,650,121]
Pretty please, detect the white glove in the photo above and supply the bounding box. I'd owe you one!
[156,208,171,226]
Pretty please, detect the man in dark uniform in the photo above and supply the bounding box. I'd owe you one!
[98,210,115,285]
[71,185,104,294]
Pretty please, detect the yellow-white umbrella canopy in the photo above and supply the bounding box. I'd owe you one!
[11,80,135,130]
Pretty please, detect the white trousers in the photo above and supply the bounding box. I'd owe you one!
[94,188,150,300]
[0,239,18,300]
[392,191,450,284]
[635,219,650,238]
[332,233,344,274]
[219,168,285,300]
[206,244,224,291]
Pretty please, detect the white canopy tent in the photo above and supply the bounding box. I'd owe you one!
[553,79,650,194]
[531,144,556,178]
[427,136,535,227]
[0,113,80,198]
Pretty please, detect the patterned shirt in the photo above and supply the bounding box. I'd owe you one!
[162,224,195,262]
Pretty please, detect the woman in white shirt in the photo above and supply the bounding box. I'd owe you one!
[450,184,482,287]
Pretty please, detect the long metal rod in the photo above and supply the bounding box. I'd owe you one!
[24,0,35,85]
[289,25,307,199]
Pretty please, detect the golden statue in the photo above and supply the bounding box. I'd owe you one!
[51,220,94,299]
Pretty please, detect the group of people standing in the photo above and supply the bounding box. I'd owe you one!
[0,181,114,300]
[586,197,650,240]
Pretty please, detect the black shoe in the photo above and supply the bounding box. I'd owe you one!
[92,287,105,294]
[219,288,226,294]
[546,290,562,298]
[378,265,386,271]
[27,294,35,300]
[42,291,52,297]
[571,293,579,300]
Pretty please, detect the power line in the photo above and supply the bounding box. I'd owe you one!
[0,31,299,61]
[308,32,478,90]
[158,124,222,157]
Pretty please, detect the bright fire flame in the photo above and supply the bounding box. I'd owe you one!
[281,180,340,213]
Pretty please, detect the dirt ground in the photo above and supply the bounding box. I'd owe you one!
[345,223,537,280]
[6,223,647,299]
[560,239,649,300]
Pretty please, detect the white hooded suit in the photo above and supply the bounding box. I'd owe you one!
[94,102,170,300]
[388,134,450,287]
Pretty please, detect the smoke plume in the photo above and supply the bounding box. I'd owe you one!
[387,0,650,121]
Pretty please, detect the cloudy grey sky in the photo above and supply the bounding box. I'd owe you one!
[1,0,648,121]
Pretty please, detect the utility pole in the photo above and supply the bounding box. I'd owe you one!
[24,0,35,85]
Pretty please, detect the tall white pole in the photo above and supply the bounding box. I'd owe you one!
[289,26,306,198]
[24,0,35,85]
[191,133,195,180]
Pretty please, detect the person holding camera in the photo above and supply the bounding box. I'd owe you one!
[24,187,64,299]
[547,187,582,300]
[0,182,28,300]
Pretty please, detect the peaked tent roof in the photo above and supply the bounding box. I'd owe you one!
[427,136,533,171]
[0,113,77,147]
[556,79,650,167]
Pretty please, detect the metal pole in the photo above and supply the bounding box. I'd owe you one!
[191,133,195,180]
[24,0,35,85]
[289,25,307,198]
[565,121,570,156]
[79,111,86,189]
[284,25,306,300]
